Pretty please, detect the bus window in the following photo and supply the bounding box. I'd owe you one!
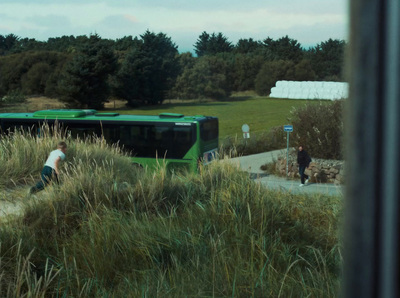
[66,122,100,139]
[200,119,218,141]
[103,124,137,154]
[102,124,157,157]
[169,126,193,158]
[2,120,38,135]
[156,125,195,159]
[101,123,195,159]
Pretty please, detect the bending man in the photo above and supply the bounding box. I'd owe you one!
[30,141,67,194]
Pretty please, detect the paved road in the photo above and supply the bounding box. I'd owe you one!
[224,150,344,196]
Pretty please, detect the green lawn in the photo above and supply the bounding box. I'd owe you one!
[110,97,311,139]
[1,95,316,139]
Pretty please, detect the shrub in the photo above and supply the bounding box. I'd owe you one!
[2,90,26,104]
[255,60,295,96]
[21,62,52,95]
[289,100,344,160]
[172,55,231,100]
[220,126,287,157]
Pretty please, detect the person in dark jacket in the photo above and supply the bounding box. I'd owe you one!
[297,145,311,186]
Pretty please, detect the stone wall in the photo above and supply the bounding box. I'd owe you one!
[275,152,345,185]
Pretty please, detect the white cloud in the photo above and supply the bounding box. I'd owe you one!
[25,15,71,29]
[92,14,149,39]
[107,0,346,15]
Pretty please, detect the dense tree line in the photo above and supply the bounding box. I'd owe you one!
[0,32,346,108]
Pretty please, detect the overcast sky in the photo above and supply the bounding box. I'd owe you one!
[0,0,348,52]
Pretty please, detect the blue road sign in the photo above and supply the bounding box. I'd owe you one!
[284,125,293,132]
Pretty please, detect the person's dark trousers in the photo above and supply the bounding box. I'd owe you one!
[299,165,309,184]
[30,166,58,194]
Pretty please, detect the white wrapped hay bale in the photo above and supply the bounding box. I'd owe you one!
[270,81,349,100]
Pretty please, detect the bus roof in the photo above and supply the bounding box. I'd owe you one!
[0,109,215,122]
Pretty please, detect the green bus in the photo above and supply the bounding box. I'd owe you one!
[0,109,219,172]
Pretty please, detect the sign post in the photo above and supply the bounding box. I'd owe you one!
[241,124,250,139]
[283,125,293,178]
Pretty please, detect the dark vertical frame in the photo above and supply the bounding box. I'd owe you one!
[344,0,400,297]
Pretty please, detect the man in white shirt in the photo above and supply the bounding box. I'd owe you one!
[29,141,67,194]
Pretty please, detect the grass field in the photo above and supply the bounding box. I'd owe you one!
[1,95,312,139]
[109,96,310,139]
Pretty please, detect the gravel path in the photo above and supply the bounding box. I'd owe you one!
[0,201,23,219]
[224,149,344,196]
[0,189,26,223]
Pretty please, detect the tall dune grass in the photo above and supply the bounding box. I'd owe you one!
[0,129,342,297]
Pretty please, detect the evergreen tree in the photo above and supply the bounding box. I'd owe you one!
[0,34,20,55]
[194,31,210,57]
[58,34,117,109]
[113,30,179,106]
[263,35,304,62]
[234,38,263,54]
[194,31,233,56]
[310,39,346,80]
[114,35,141,52]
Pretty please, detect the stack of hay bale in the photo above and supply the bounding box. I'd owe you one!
[270,81,349,100]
